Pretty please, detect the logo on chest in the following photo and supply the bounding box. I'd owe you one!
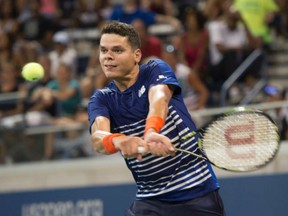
[138,85,146,97]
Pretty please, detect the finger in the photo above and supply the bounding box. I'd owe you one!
[137,154,143,161]
[148,142,168,156]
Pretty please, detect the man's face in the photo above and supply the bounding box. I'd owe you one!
[99,33,141,80]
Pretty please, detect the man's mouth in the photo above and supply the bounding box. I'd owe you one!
[104,64,117,69]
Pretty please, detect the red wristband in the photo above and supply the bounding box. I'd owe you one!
[102,133,125,154]
[144,116,165,135]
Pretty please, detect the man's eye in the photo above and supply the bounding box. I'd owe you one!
[114,49,122,53]
[101,49,107,53]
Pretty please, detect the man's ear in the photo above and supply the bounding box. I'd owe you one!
[135,48,142,64]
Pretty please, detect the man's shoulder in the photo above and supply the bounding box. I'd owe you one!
[92,85,114,98]
[141,58,165,67]
[97,87,114,95]
[140,58,171,77]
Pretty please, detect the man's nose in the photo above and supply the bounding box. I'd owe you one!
[104,50,114,59]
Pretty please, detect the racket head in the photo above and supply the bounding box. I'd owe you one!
[200,109,280,172]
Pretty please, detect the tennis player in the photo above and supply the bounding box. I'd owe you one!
[88,21,225,216]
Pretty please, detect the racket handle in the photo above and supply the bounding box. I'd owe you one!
[138,146,206,160]
[137,146,145,154]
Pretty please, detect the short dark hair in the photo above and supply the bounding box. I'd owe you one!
[100,21,141,50]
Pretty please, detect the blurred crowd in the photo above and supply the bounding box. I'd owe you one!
[0,0,288,164]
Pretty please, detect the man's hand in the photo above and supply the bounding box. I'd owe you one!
[144,131,175,157]
[113,135,148,161]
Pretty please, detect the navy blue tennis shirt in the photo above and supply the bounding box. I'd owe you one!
[88,59,219,201]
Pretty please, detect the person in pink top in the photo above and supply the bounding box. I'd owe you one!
[173,6,209,81]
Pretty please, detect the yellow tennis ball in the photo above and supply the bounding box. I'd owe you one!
[22,62,45,81]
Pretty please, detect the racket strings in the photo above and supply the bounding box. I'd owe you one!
[202,113,279,171]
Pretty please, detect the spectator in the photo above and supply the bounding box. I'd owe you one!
[131,19,163,63]
[207,4,258,86]
[56,0,77,28]
[0,62,24,118]
[161,43,209,125]
[173,0,202,23]
[39,0,59,20]
[203,0,225,22]
[263,85,288,140]
[233,0,279,50]
[272,0,288,39]
[48,31,78,78]
[75,0,108,29]
[84,45,109,90]
[140,0,176,17]
[19,54,59,160]
[23,54,58,117]
[0,0,19,39]
[0,32,15,69]
[46,63,81,118]
[73,76,95,126]
[109,0,182,31]
[173,6,209,80]
[18,0,55,44]
[13,41,43,71]
[205,1,265,106]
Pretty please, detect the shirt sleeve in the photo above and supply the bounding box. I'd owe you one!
[210,21,224,45]
[145,59,181,95]
[87,89,110,130]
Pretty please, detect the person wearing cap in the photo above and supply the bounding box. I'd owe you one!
[48,31,78,78]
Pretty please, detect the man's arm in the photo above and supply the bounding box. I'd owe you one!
[144,84,175,156]
[91,116,148,159]
[90,116,112,154]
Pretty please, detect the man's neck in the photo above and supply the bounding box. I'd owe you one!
[114,67,140,92]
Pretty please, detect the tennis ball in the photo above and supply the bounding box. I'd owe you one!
[21,62,45,81]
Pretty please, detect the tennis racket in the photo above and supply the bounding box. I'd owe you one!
[139,108,280,172]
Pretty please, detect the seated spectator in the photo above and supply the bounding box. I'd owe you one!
[23,54,58,117]
[56,0,77,28]
[203,0,225,22]
[0,32,15,69]
[0,63,25,163]
[18,0,55,45]
[161,44,209,111]
[174,0,202,23]
[48,31,78,78]
[0,62,24,118]
[161,44,209,126]
[263,85,288,140]
[206,2,259,94]
[72,76,94,126]
[0,0,19,39]
[210,9,251,75]
[46,63,82,118]
[39,0,59,20]
[140,0,176,17]
[13,40,43,71]
[84,45,109,89]
[131,19,163,63]
[274,0,288,38]
[27,63,82,159]
[75,0,109,29]
[173,6,209,80]
[109,0,182,31]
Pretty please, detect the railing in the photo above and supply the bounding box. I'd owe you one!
[220,49,266,106]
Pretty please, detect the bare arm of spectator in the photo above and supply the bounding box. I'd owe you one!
[187,72,209,110]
